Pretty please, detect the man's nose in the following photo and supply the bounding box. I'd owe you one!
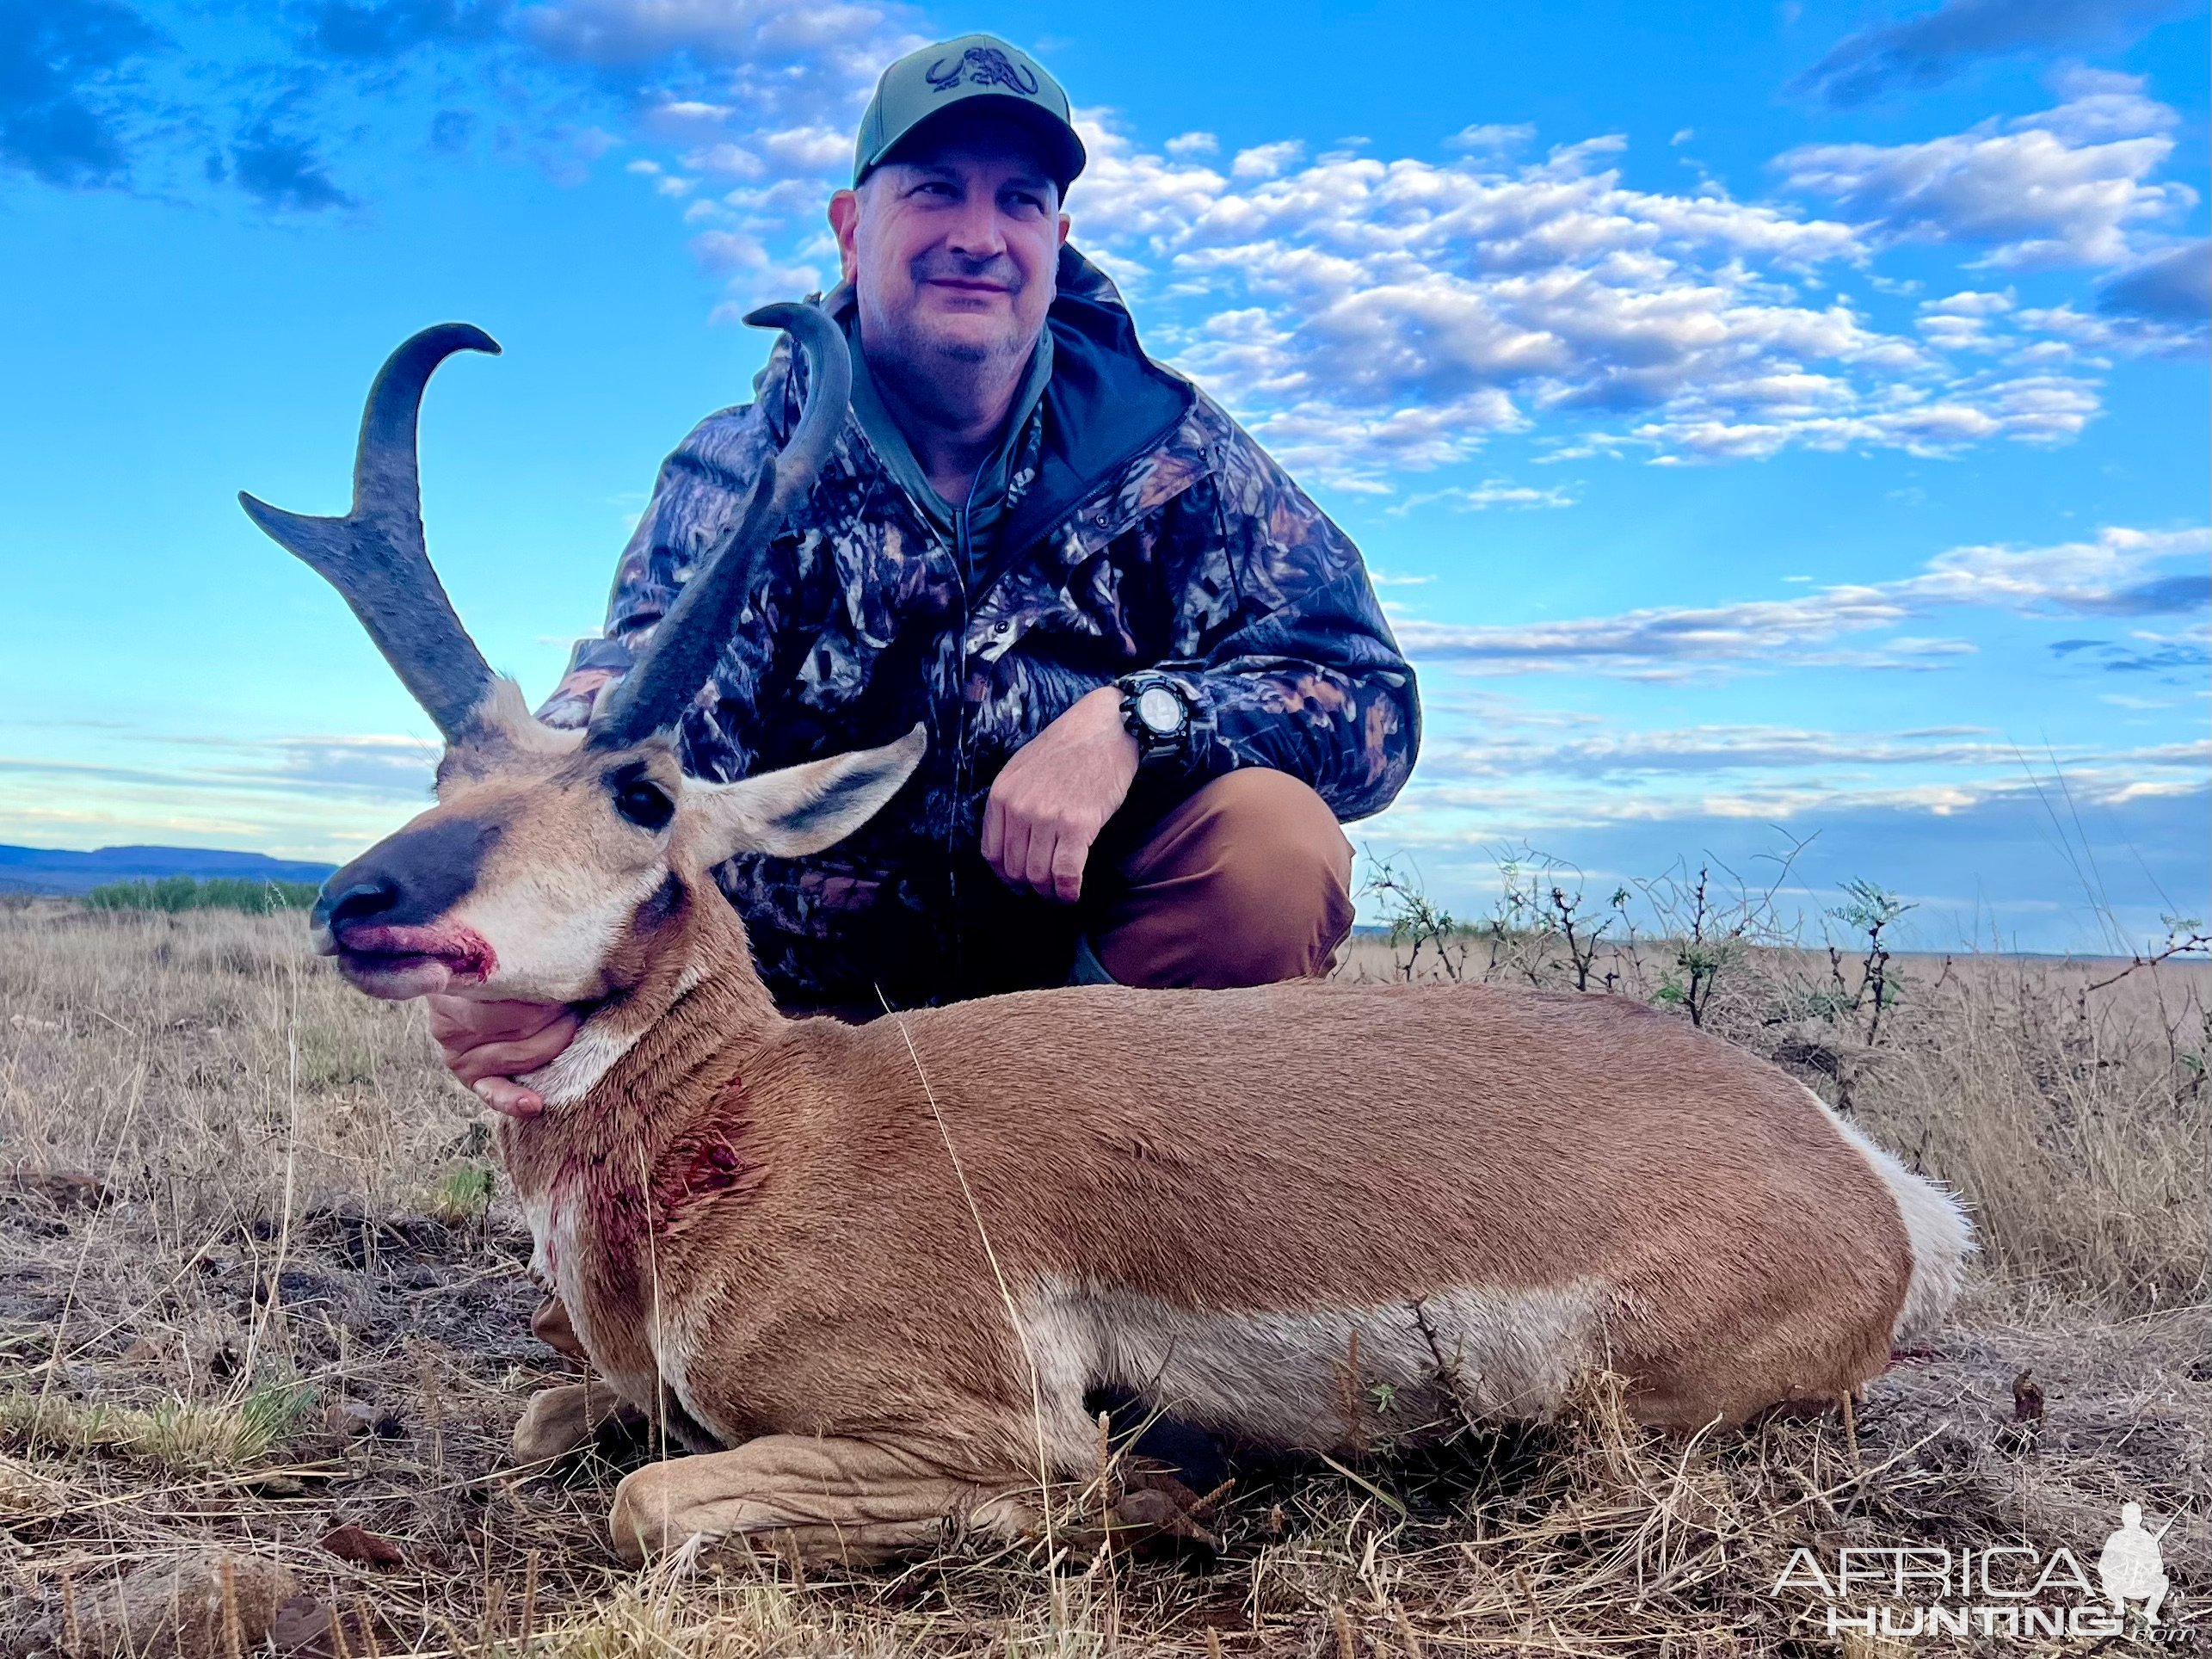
[941,194,1008,260]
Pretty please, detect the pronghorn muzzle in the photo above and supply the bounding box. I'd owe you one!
[311,816,504,999]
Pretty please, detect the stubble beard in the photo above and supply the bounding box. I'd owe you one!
[868,285,1038,419]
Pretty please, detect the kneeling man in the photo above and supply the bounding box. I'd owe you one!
[434,33,1420,1113]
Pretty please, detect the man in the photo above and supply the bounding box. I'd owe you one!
[434,34,1419,1115]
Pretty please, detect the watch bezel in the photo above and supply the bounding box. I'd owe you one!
[1118,673,1192,768]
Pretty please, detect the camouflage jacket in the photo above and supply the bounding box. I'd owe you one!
[544,249,1419,1005]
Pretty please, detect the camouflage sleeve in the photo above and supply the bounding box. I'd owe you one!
[535,402,787,782]
[1152,420,1420,823]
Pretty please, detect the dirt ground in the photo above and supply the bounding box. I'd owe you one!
[2,901,2206,1655]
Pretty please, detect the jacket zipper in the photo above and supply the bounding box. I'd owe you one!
[947,478,983,997]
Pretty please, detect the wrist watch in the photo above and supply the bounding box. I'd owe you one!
[1118,672,1192,769]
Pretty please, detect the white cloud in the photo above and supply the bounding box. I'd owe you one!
[1771,77,2195,268]
[1393,524,2210,677]
[1924,288,2013,317]
[541,28,2193,491]
[645,98,732,130]
[522,0,921,82]
[1065,108,2143,485]
[1446,122,1537,154]
[2017,299,2206,361]
[521,0,923,207]
[1388,481,1576,515]
[1354,688,2211,914]
[759,122,849,173]
[1793,0,2191,108]
[1230,139,1305,181]
[691,228,767,270]
[1421,719,2208,785]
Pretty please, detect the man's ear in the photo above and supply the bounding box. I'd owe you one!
[692,724,927,862]
[829,188,862,284]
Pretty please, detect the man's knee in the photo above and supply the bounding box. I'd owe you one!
[1175,767,1352,894]
[1096,768,1354,988]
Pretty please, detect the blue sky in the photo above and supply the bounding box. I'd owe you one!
[2,0,2206,953]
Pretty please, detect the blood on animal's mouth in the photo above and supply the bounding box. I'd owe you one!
[320,922,496,999]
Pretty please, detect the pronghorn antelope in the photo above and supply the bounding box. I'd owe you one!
[243,312,1974,1567]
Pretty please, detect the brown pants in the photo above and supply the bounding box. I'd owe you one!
[1081,768,1356,988]
[819,767,1361,1005]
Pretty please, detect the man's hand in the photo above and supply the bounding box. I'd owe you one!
[427,996,580,1119]
[982,685,1139,904]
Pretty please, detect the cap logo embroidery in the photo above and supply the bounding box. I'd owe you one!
[925,46,1039,96]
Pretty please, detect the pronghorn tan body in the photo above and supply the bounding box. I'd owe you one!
[245,316,1973,1566]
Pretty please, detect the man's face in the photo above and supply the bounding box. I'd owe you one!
[830,112,1070,376]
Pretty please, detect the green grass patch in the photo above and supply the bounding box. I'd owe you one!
[83,875,322,915]
[0,1382,313,1475]
[424,1163,497,1226]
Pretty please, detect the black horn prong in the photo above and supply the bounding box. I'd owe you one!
[240,324,502,743]
[746,302,852,516]
[587,304,850,749]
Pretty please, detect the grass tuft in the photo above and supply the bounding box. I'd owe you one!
[0,1382,313,1475]
[82,875,322,915]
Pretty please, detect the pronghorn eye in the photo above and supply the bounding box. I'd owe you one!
[609,767,675,833]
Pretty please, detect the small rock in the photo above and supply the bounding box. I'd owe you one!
[319,1523,404,1570]
[268,1597,334,1656]
[65,1553,295,1659]
[267,1600,384,1659]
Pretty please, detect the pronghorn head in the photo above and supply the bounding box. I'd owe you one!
[242,312,922,1005]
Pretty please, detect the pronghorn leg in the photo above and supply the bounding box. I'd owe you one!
[509,1379,645,1466]
[607,1435,1038,1567]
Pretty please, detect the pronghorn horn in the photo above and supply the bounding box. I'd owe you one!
[239,324,502,743]
[587,302,851,749]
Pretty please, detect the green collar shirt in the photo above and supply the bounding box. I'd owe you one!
[844,315,1053,583]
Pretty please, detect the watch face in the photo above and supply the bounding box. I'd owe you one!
[1136,684,1183,735]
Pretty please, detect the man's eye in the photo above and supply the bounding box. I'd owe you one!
[611,771,675,831]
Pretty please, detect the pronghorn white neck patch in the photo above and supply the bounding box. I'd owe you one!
[519,959,711,1111]
[523,1017,641,1110]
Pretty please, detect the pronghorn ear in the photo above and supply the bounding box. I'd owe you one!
[692,724,927,862]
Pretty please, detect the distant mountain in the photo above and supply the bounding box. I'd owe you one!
[0,844,337,896]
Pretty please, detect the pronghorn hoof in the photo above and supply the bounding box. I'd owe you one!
[509,1381,642,1468]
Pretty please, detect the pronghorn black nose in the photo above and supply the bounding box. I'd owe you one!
[309,816,502,939]
[315,875,399,933]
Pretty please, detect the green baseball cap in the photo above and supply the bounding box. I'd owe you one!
[853,34,1086,192]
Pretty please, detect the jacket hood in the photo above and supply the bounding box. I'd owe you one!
[1000,245,1196,575]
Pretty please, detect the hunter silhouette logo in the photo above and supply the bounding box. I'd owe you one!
[1771,1498,2186,1639]
[926,46,1040,96]
[2098,1503,2172,1624]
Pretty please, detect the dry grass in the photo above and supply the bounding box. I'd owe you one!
[3,902,2207,1656]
